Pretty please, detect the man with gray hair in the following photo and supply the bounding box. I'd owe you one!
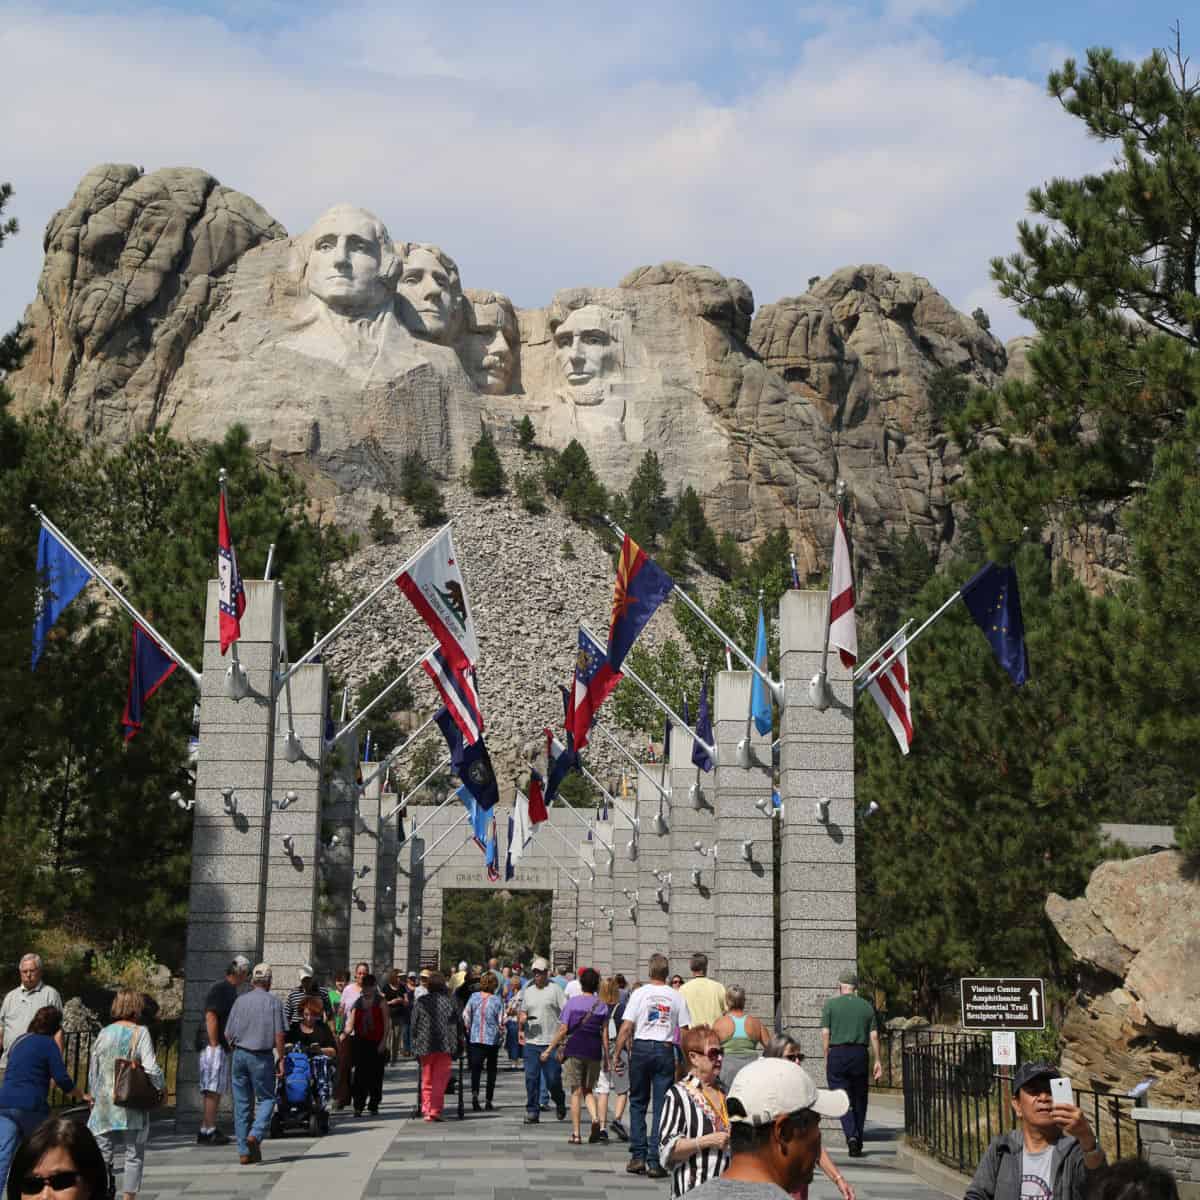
[195,955,251,1146]
[224,963,286,1166]
[0,954,63,1081]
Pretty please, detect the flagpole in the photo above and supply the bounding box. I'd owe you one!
[414,821,472,866]
[278,522,452,687]
[555,765,616,859]
[30,506,202,688]
[524,794,594,877]
[381,755,452,825]
[524,822,581,889]
[408,784,463,840]
[854,595,960,693]
[737,589,765,767]
[809,480,847,711]
[359,711,439,792]
[278,624,302,761]
[590,719,669,806]
[334,645,435,745]
[583,622,717,766]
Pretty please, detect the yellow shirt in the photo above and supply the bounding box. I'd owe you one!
[679,976,727,1027]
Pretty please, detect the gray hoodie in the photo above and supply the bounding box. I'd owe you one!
[964,1128,1104,1200]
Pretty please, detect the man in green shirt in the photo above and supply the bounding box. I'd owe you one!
[819,969,881,1157]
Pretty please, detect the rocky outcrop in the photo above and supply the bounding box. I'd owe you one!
[1046,852,1200,1106]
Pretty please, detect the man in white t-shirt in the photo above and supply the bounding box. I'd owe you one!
[614,952,691,1179]
[563,970,583,999]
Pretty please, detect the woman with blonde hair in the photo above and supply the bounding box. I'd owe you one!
[592,977,628,1143]
[87,990,165,1200]
[712,984,768,1088]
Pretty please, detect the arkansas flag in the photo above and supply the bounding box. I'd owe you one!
[829,507,857,668]
[397,526,479,673]
[423,647,483,745]
[865,643,912,755]
[217,490,246,655]
[122,624,178,741]
[567,627,621,751]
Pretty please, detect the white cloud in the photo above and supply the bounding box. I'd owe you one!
[0,2,1112,346]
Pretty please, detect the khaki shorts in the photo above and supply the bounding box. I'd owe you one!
[562,1056,602,1092]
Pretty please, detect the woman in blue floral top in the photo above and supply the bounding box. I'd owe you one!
[462,972,505,1111]
[88,990,164,1200]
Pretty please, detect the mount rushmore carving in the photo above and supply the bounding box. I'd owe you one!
[8,164,1028,574]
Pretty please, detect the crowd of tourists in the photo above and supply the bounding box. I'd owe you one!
[0,948,1186,1200]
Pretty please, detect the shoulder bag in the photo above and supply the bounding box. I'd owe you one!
[113,1024,164,1110]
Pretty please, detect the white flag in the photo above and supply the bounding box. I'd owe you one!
[510,790,533,866]
[866,644,912,755]
[396,526,479,671]
[829,507,857,667]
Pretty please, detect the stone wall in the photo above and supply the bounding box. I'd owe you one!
[1133,1111,1200,1200]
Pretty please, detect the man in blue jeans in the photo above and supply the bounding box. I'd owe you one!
[613,953,691,1178]
[517,957,566,1123]
[224,963,286,1165]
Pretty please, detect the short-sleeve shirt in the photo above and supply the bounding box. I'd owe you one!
[0,983,64,1067]
[350,996,388,1043]
[679,977,727,1028]
[519,982,566,1046]
[819,994,878,1045]
[287,1022,335,1053]
[624,984,691,1041]
[560,994,610,1060]
[687,1177,791,1200]
[195,979,239,1050]
[1021,1145,1054,1200]
[224,987,286,1052]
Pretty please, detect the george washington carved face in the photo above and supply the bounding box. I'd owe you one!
[300,206,399,318]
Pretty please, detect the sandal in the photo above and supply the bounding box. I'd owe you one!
[568,1133,582,1144]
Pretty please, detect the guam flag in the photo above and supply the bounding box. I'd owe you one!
[607,534,674,672]
[567,626,621,751]
[121,624,179,741]
[436,707,499,811]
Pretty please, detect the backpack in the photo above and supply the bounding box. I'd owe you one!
[284,1048,311,1104]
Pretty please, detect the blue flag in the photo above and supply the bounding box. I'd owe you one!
[121,624,178,741]
[960,562,1029,687]
[457,785,500,879]
[750,603,772,736]
[436,708,499,810]
[545,731,577,807]
[32,525,93,669]
[505,813,515,882]
[692,672,714,772]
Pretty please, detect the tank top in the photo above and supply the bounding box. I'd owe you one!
[721,1013,757,1054]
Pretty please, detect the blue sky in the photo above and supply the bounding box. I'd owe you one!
[0,1,1188,342]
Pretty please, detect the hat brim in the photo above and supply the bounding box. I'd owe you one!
[811,1088,851,1119]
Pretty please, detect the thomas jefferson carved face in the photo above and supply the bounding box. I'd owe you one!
[466,293,519,394]
[302,207,396,317]
[397,244,464,343]
[553,306,620,400]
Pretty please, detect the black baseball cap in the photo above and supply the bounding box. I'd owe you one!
[1012,1062,1059,1094]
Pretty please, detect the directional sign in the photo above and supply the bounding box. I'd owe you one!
[960,977,1045,1030]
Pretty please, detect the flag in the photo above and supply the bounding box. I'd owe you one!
[692,672,714,772]
[528,767,548,824]
[324,696,336,746]
[544,730,577,806]
[121,623,178,741]
[607,534,674,671]
[960,562,1029,687]
[663,715,672,761]
[865,644,913,754]
[599,790,609,821]
[509,789,533,875]
[567,626,621,751]
[435,708,499,810]
[32,524,93,669]
[456,784,499,878]
[485,815,500,882]
[772,788,782,811]
[397,812,406,847]
[217,489,246,656]
[750,603,773,736]
[396,525,479,672]
[790,552,801,589]
[423,646,483,744]
[829,507,857,668]
[364,730,372,762]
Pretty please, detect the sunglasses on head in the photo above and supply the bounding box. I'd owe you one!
[20,1171,81,1194]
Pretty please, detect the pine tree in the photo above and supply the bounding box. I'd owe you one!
[624,451,672,548]
[516,415,536,450]
[401,451,447,525]
[469,425,506,497]
[353,658,415,758]
[543,439,606,524]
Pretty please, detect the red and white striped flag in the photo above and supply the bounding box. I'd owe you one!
[217,490,246,655]
[866,644,912,755]
[829,508,857,668]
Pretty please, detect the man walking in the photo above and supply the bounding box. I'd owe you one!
[195,955,250,1145]
[0,954,64,1081]
[285,965,332,1027]
[820,970,882,1157]
[679,953,727,1028]
[614,952,691,1179]
[224,963,285,1166]
[517,956,566,1124]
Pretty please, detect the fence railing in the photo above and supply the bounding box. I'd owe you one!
[901,1030,1141,1174]
[49,1023,182,1109]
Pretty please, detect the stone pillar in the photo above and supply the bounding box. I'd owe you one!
[778,591,856,1079]
[314,732,358,976]
[348,765,382,970]
[636,774,670,976]
[178,579,282,1121]
[670,734,718,979]
[714,671,775,1014]
[550,849,579,971]
[376,786,399,970]
[589,813,615,975]
[610,798,640,977]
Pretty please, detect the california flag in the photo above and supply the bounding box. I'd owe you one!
[396,526,479,672]
[829,507,857,668]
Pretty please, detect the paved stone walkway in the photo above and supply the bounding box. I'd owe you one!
[127,1059,953,1200]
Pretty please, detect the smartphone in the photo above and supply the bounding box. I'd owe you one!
[1050,1076,1074,1107]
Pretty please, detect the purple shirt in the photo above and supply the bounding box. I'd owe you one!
[560,994,610,1061]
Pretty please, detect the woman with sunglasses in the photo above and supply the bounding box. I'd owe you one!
[763,1035,855,1200]
[712,985,768,1088]
[657,1025,730,1198]
[5,1116,109,1200]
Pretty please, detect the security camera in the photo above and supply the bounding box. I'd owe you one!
[864,801,880,819]
[171,791,194,812]
[754,795,771,816]
[281,835,295,856]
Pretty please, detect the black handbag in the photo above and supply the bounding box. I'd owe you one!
[112,1025,164,1110]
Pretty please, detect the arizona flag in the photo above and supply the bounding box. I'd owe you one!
[423,646,483,744]
[121,624,179,741]
[218,490,246,655]
[865,644,912,755]
[567,627,621,751]
[829,507,857,668]
[607,534,674,672]
[397,526,479,673]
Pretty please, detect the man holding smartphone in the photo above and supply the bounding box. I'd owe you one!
[965,1061,1106,1200]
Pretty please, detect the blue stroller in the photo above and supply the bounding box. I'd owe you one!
[270,1044,333,1137]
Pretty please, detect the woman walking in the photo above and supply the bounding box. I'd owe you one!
[462,972,505,1111]
[712,985,768,1088]
[593,977,628,1143]
[87,990,165,1200]
[503,969,523,1071]
[342,973,388,1117]
[540,967,609,1145]
[658,1025,730,1198]
[410,972,462,1121]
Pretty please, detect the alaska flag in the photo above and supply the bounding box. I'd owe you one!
[960,562,1029,687]
[32,525,93,669]
[607,534,674,672]
[692,673,715,772]
[567,626,622,751]
[436,708,500,810]
[121,624,178,741]
[750,603,772,736]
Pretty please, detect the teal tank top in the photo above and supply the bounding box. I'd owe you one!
[722,1014,757,1054]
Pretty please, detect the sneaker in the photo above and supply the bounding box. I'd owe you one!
[556,1102,567,1121]
[647,1165,668,1179]
[588,1125,601,1144]
[610,1119,629,1142]
[596,1128,609,1143]
[485,1101,495,1111]
[626,1159,647,1175]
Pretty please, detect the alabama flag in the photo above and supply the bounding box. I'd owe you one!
[217,489,246,655]
[829,507,857,668]
[866,644,912,755]
[396,526,479,673]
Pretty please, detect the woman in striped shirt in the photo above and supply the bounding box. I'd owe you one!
[462,972,506,1111]
[658,1024,731,1197]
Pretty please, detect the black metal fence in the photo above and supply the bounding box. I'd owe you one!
[49,1023,182,1109]
[902,1030,1141,1174]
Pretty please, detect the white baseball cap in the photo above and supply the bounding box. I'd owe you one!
[727,1059,849,1125]
[251,962,273,983]
[298,964,314,982]
[530,957,550,972]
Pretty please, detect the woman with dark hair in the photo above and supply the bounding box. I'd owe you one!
[1089,1160,1180,1200]
[462,973,505,1112]
[0,1007,87,1188]
[540,967,609,1145]
[88,990,164,1200]
[410,972,461,1122]
[5,1116,108,1200]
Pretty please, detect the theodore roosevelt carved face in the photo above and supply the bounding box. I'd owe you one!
[465,290,519,394]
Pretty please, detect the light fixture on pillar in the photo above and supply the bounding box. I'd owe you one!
[352,886,361,903]
[281,835,295,856]
[272,790,299,811]
[171,791,194,812]
[754,794,771,816]
[626,835,638,861]
[693,841,718,859]
[355,865,371,879]
[863,800,880,819]
[627,903,637,921]
[224,661,249,701]
[735,737,753,768]
[740,839,753,863]
[384,884,392,896]
[654,808,669,835]
[323,832,340,849]
[689,782,704,810]
[815,797,831,823]
[282,730,303,763]
[690,866,702,888]
[220,786,237,815]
